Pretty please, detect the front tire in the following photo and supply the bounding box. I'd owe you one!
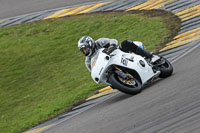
[109,73,142,95]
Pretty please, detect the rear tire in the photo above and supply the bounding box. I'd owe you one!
[109,73,142,95]
[157,57,173,78]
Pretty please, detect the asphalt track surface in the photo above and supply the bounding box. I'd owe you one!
[42,44,200,133]
[0,0,102,19]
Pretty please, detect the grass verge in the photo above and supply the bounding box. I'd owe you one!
[0,10,180,133]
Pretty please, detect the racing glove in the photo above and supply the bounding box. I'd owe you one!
[107,44,117,54]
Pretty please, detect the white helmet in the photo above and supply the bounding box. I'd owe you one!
[78,36,95,56]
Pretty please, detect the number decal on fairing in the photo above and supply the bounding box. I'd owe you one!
[121,57,128,66]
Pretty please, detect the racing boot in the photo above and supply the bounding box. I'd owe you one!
[150,54,161,63]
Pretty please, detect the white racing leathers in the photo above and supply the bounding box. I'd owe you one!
[85,38,118,72]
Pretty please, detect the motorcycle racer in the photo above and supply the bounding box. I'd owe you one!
[78,36,156,72]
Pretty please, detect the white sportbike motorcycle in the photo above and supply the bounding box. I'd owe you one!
[91,47,173,95]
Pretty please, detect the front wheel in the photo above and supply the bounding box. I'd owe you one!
[109,73,142,95]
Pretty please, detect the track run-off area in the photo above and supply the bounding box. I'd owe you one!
[0,0,200,133]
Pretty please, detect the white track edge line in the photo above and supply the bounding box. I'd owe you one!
[171,42,200,64]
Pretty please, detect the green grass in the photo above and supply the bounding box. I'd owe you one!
[0,11,180,133]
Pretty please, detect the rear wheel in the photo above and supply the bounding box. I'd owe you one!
[154,57,173,78]
[109,73,142,95]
